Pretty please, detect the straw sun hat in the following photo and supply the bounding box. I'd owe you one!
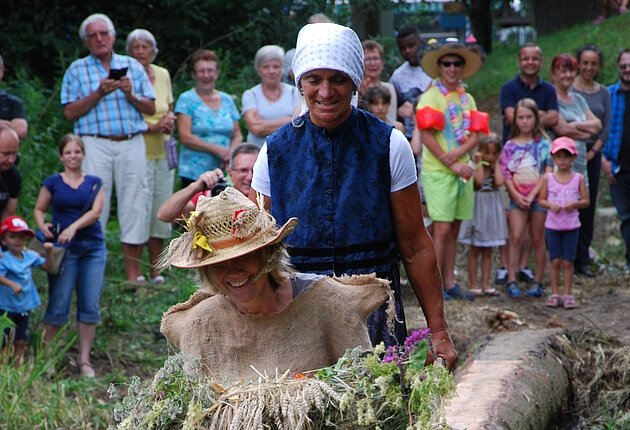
[164,188,298,269]
[420,41,482,80]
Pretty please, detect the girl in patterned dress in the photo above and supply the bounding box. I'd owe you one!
[458,134,508,296]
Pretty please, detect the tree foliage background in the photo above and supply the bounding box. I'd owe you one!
[0,0,345,83]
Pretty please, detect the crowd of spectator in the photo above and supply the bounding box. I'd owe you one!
[0,11,629,378]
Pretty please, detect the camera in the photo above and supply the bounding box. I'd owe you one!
[210,177,229,196]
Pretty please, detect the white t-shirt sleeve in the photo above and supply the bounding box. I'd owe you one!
[389,128,418,192]
[251,143,271,196]
[251,130,417,197]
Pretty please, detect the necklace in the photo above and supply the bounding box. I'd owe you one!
[574,76,597,93]
[436,80,470,145]
[263,85,282,102]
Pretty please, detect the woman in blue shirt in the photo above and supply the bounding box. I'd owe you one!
[34,134,106,378]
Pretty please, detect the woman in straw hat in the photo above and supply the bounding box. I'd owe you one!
[160,188,390,380]
[416,40,486,301]
[250,23,457,370]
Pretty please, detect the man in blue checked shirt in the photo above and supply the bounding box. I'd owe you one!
[61,13,155,283]
[602,48,630,272]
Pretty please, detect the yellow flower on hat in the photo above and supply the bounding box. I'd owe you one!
[193,230,213,253]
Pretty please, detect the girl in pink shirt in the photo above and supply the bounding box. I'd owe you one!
[539,137,589,309]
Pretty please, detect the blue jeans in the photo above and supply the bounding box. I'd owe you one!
[43,240,107,326]
[610,169,630,266]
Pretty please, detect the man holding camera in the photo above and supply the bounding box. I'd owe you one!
[157,143,260,223]
[61,13,155,283]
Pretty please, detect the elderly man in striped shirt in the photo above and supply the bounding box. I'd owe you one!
[61,13,155,283]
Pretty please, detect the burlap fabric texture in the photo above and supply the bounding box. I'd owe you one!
[161,273,390,381]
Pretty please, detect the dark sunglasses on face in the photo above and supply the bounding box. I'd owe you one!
[619,63,630,70]
[439,60,464,68]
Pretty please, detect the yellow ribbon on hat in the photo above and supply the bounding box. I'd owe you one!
[193,230,213,253]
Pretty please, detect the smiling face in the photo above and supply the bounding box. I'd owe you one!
[552,65,576,91]
[363,48,384,80]
[207,249,269,307]
[229,152,257,196]
[438,54,465,88]
[59,139,85,171]
[193,60,219,91]
[300,69,354,131]
[618,52,630,86]
[518,46,543,79]
[84,20,114,61]
[578,50,601,82]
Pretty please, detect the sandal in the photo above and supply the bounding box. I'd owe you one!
[563,295,577,309]
[546,294,561,308]
[483,288,499,296]
[469,288,484,296]
[79,362,96,378]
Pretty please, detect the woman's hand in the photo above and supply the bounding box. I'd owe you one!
[549,202,561,213]
[41,223,56,240]
[156,111,176,134]
[427,328,458,371]
[57,225,78,244]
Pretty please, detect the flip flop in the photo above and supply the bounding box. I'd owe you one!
[483,288,499,296]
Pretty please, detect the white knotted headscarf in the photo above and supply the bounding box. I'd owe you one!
[292,23,364,90]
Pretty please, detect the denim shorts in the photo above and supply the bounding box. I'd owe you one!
[508,199,546,213]
[44,240,107,326]
[546,228,579,261]
[1,310,29,343]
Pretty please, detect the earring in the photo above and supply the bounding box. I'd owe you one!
[300,88,304,96]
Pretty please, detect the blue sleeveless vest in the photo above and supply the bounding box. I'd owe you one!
[267,108,398,276]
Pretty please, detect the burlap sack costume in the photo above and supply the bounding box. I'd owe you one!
[161,273,389,381]
[158,188,393,381]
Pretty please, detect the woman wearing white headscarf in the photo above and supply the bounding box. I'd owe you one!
[251,23,457,369]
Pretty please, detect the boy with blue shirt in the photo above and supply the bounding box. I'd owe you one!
[0,216,52,365]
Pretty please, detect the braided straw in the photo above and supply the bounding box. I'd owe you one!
[161,187,297,269]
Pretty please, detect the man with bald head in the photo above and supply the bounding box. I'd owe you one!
[0,55,28,140]
[0,125,21,221]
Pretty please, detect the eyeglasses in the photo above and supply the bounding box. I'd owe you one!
[365,57,382,64]
[618,63,630,70]
[439,60,464,68]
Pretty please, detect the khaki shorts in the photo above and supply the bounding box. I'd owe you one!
[82,134,149,244]
[422,170,474,222]
[146,158,174,239]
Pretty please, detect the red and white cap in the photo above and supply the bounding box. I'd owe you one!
[0,215,35,238]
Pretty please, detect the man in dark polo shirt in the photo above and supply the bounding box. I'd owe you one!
[500,43,559,141]
[497,43,559,288]
[0,125,21,221]
[0,55,28,140]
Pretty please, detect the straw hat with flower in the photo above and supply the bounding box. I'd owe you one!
[420,41,483,79]
[162,187,297,269]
